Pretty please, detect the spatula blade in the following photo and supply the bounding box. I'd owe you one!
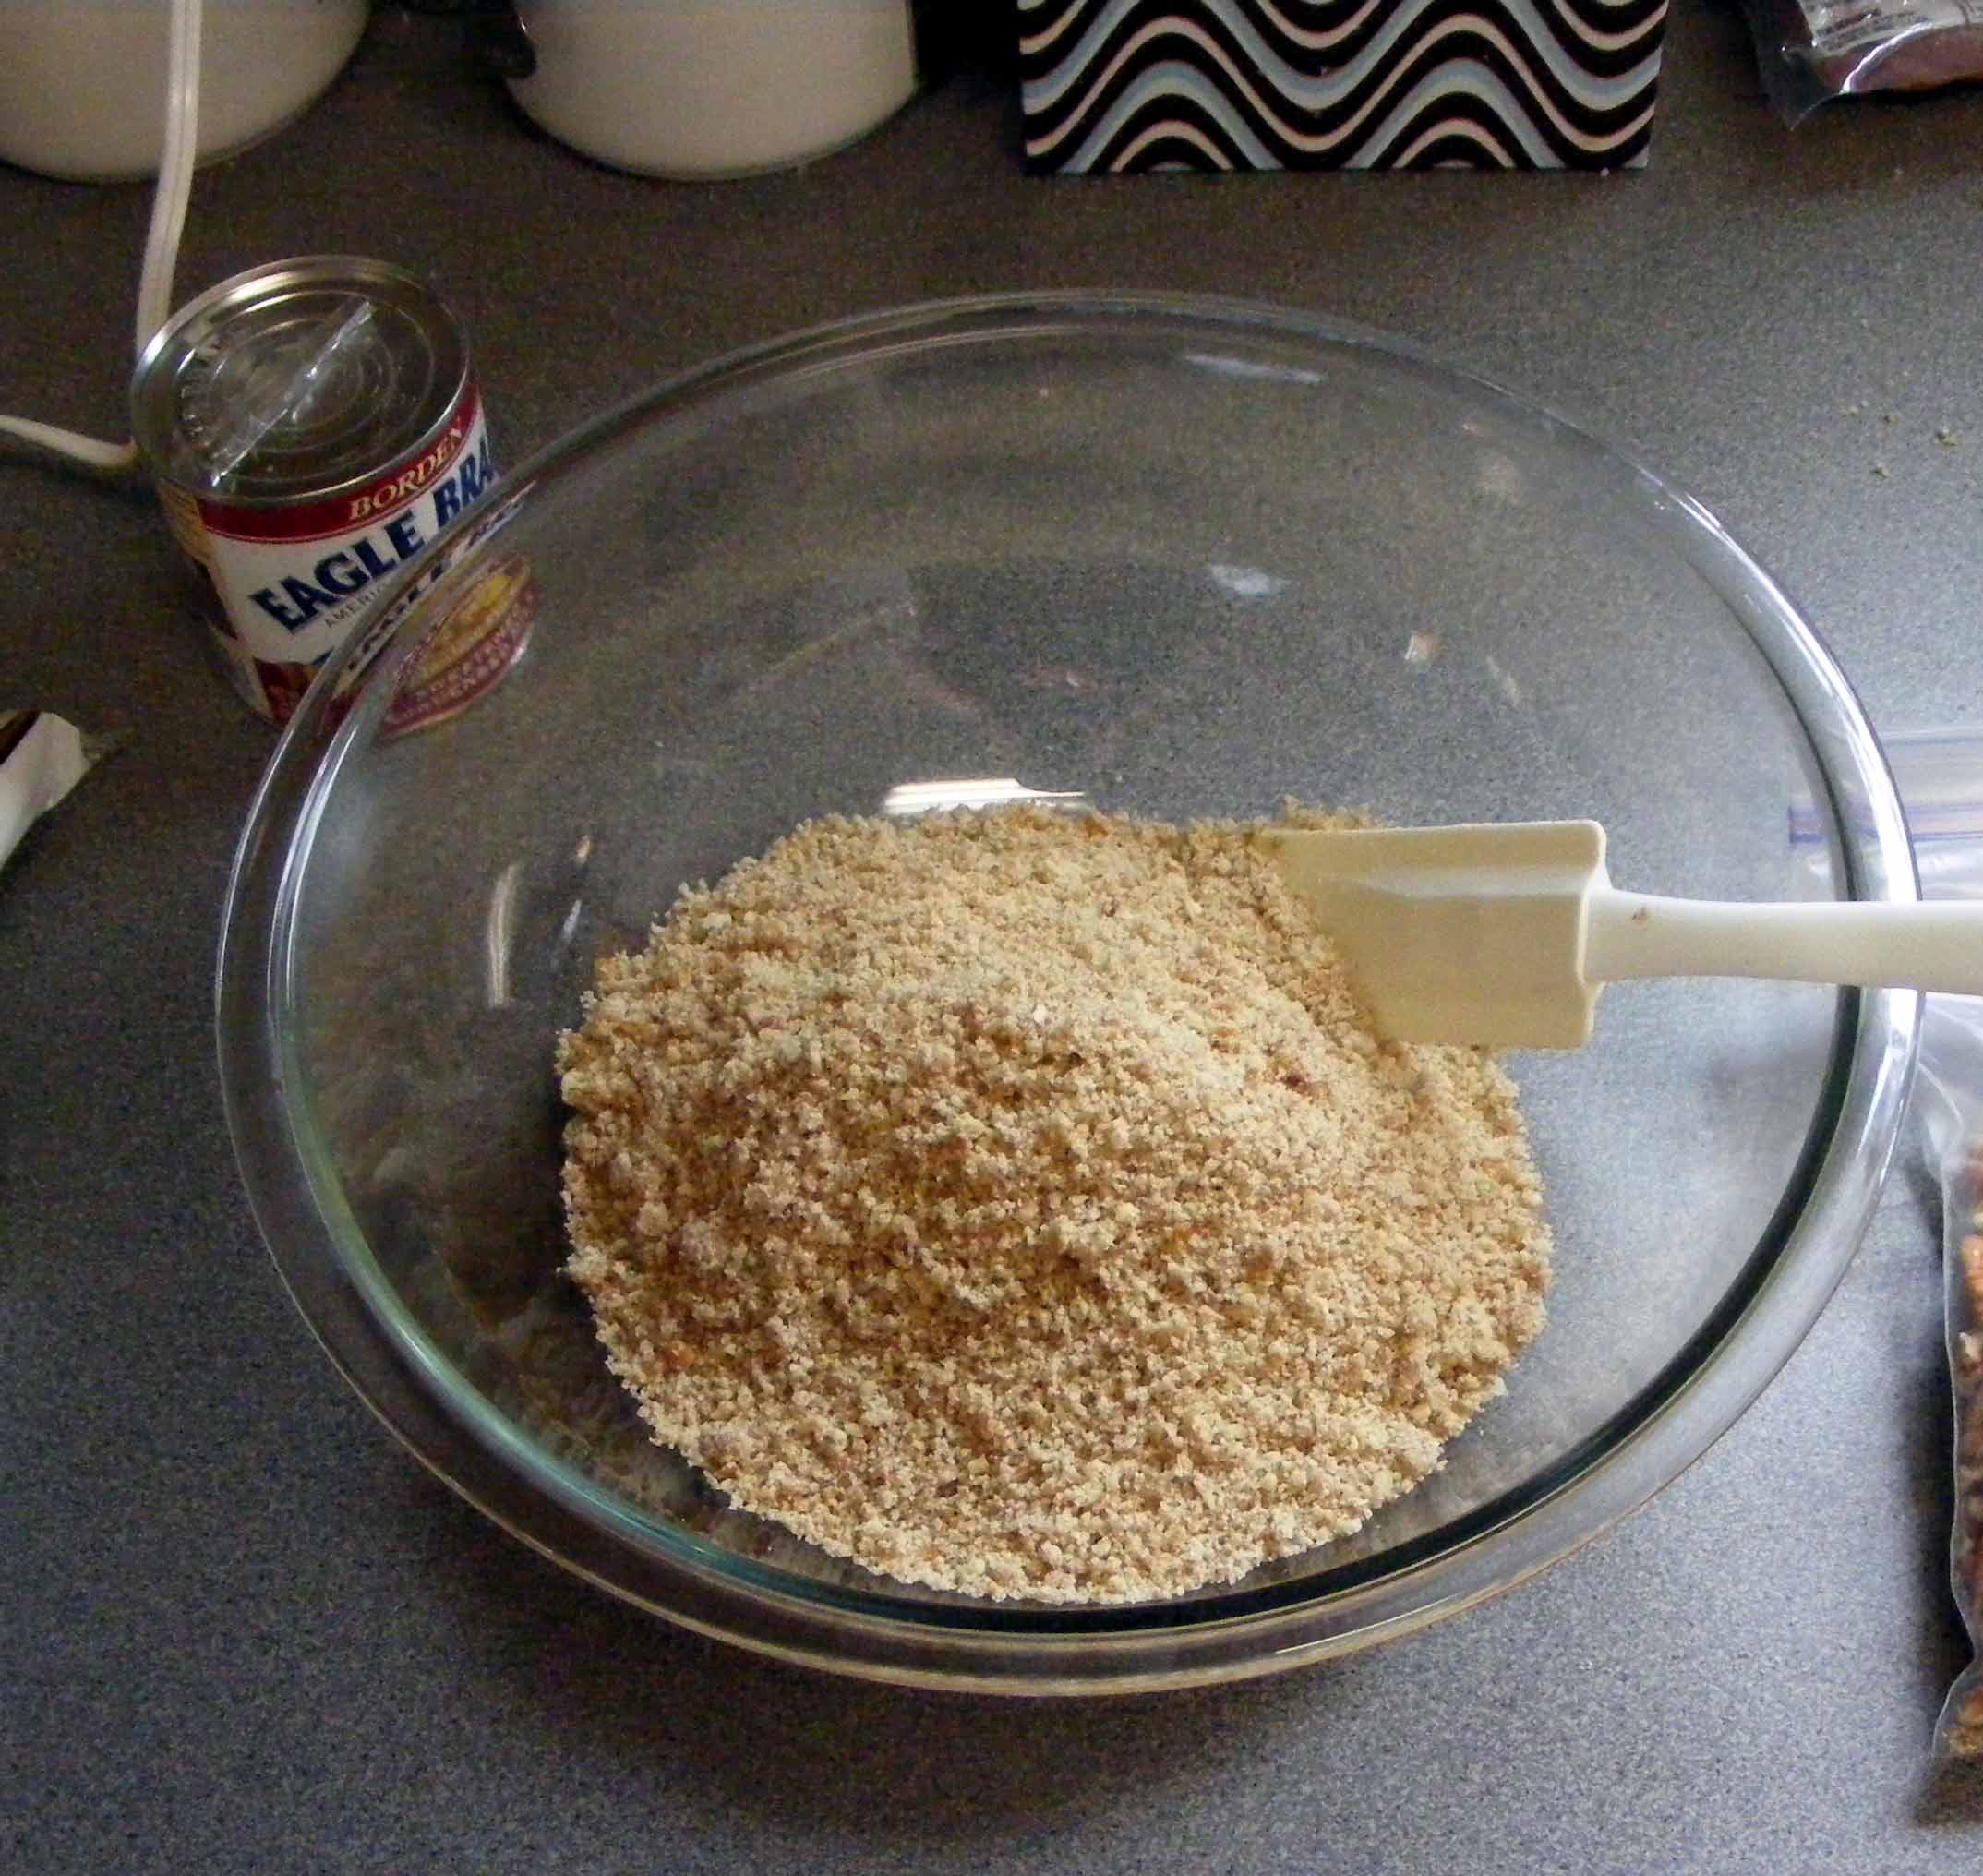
[1257,821,1608,1049]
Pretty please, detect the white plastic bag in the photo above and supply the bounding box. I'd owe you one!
[0,709,96,872]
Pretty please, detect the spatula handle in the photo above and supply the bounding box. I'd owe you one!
[1585,888,1983,995]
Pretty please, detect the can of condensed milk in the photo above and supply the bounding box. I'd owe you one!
[133,256,502,725]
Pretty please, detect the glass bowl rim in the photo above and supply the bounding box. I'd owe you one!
[217,290,1919,1693]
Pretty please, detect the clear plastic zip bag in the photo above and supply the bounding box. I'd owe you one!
[1797,728,1983,1756]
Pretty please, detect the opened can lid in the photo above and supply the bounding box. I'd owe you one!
[132,256,470,505]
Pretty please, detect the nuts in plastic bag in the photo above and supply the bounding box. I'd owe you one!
[1914,955,1983,1758]
[1795,728,1983,1755]
[1924,1088,1983,1758]
[1737,0,1983,124]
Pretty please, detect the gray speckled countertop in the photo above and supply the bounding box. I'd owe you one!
[7,7,1983,1870]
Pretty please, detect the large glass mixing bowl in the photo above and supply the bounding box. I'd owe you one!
[219,295,1917,1694]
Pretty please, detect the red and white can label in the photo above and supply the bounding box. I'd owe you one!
[160,387,496,724]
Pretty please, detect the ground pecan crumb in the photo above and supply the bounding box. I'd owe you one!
[559,807,1552,1603]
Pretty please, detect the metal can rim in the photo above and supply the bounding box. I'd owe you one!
[131,254,472,509]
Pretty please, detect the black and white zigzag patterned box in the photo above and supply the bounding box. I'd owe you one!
[1018,0,1667,172]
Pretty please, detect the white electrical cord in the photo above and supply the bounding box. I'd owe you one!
[0,0,202,475]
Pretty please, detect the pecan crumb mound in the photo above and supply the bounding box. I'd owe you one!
[559,807,1551,1604]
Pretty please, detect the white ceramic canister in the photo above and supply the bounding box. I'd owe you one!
[0,0,368,183]
[502,0,919,179]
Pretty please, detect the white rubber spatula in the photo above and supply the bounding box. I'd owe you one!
[1259,819,1983,1049]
